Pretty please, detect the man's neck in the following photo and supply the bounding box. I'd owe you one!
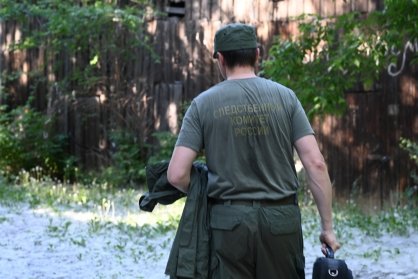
[226,66,257,80]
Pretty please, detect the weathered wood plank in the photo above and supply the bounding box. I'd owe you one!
[335,0,351,15]
[233,0,254,22]
[303,0,317,15]
[201,0,211,19]
[287,0,304,18]
[355,0,370,13]
[210,0,220,21]
[191,0,201,20]
[321,0,336,17]
[220,0,234,21]
[167,82,183,133]
[275,0,288,19]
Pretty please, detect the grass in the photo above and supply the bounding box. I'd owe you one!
[297,182,418,240]
[1,173,417,267]
[0,172,183,269]
[2,175,417,238]
[300,200,418,244]
[331,200,418,238]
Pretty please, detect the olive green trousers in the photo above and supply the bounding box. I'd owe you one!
[209,203,305,279]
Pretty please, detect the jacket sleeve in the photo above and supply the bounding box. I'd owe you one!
[139,161,186,212]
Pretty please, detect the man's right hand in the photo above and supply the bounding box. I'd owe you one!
[319,229,341,255]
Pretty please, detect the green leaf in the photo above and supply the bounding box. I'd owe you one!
[89,54,99,66]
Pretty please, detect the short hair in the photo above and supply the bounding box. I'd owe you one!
[218,48,258,68]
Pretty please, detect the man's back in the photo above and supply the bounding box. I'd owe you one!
[178,77,313,200]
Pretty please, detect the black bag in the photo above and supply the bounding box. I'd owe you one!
[312,246,353,279]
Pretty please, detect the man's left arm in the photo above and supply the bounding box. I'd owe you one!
[167,146,198,193]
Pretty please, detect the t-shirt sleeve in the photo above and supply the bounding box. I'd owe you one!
[175,100,203,152]
[291,98,315,143]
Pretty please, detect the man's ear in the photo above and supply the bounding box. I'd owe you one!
[217,52,223,63]
[218,52,229,69]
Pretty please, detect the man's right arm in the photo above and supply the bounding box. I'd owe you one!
[294,134,341,253]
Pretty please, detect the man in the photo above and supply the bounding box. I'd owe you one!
[167,23,340,279]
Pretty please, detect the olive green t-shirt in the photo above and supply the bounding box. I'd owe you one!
[176,77,314,200]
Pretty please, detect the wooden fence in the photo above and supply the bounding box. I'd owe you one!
[1,0,417,206]
[314,65,417,208]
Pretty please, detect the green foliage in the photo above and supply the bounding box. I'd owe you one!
[0,0,157,184]
[0,104,72,179]
[0,0,154,52]
[262,0,418,118]
[0,0,158,185]
[399,138,418,203]
[147,131,178,164]
[333,203,418,237]
[47,219,72,238]
[262,13,384,118]
[380,0,418,46]
[0,0,156,94]
[0,179,26,205]
[400,138,418,165]
[97,130,147,187]
[0,176,182,237]
[0,172,140,210]
[147,130,206,164]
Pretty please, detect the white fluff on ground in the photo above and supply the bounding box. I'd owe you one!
[0,203,417,279]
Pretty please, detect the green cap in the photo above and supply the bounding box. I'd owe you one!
[213,23,257,58]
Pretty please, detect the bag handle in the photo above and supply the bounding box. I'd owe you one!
[325,244,335,259]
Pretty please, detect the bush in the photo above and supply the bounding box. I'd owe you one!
[93,130,147,188]
[262,1,418,118]
[0,104,71,180]
[399,138,418,206]
[147,131,178,164]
